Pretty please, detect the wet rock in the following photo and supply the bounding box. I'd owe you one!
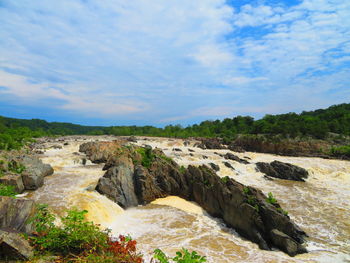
[270,229,307,256]
[183,141,190,146]
[173,148,182,152]
[84,141,308,256]
[223,161,235,170]
[127,136,137,143]
[256,161,308,181]
[0,197,36,234]
[63,142,69,146]
[96,158,138,208]
[20,156,54,190]
[189,153,194,156]
[209,163,220,171]
[188,149,195,152]
[202,155,208,159]
[197,138,226,150]
[224,152,250,164]
[82,158,87,165]
[0,175,24,193]
[0,230,34,260]
[51,145,62,149]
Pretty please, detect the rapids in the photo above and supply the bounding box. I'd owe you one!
[30,136,350,262]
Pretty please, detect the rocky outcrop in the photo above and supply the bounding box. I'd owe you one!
[0,197,36,234]
[0,157,53,192]
[224,152,250,164]
[0,230,33,260]
[80,141,307,256]
[195,138,226,150]
[256,161,308,181]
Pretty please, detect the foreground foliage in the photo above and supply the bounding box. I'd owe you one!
[0,183,17,197]
[29,205,206,263]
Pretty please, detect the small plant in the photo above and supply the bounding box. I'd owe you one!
[221,176,230,184]
[277,207,289,216]
[136,147,155,168]
[0,184,17,197]
[159,154,173,163]
[153,248,206,263]
[266,192,277,205]
[179,165,186,174]
[243,186,250,195]
[8,161,26,174]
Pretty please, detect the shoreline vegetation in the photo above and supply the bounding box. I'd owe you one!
[1,103,350,159]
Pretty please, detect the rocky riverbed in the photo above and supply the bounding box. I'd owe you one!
[1,135,350,262]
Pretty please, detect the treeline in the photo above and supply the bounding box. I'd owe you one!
[1,103,350,150]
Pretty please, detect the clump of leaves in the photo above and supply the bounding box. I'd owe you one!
[243,186,250,195]
[221,176,230,184]
[29,205,144,263]
[30,205,109,255]
[159,154,173,163]
[179,165,186,174]
[153,248,206,263]
[8,160,26,174]
[277,207,289,216]
[0,184,17,197]
[136,147,155,168]
[266,192,277,205]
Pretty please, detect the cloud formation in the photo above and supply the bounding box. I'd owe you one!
[0,0,349,125]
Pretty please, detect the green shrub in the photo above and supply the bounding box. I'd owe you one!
[179,165,186,174]
[0,184,17,197]
[330,145,350,157]
[243,186,250,195]
[266,192,277,205]
[136,147,155,168]
[30,205,109,254]
[221,176,230,184]
[153,248,206,263]
[277,207,289,216]
[8,161,26,174]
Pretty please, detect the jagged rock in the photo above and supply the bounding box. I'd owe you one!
[223,161,235,170]
[20,156,54,190]
[96,157,138,208]
[84,141,308,256]
[228,145,245,153]
[0,175,24,193]
[270,229,307,256]
[0,230,34,260]
[256,161,308,181]
[196,138,226,150]
[209,163,220,171]
[224,152,250,164]
[127,136,137,143]
[0,197,36,234]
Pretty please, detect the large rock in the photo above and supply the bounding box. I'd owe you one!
[85,141,307,257]
[0,230,33,260]
[224,152,250,164]
[0,197,36,234]
[96,157,138,208]
[256,161,308,181]
[195,138,225,150]
[20,156,54,190]
[0,174,24,193]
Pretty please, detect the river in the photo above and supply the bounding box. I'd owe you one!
[29,136,350,262]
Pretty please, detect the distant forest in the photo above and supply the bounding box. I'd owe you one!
[1,103,350,150]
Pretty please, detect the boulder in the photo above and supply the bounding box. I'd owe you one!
[0,174,24,193]
[270,229,307,256]
[0,230,33,260]
[196,138,225,150]
[209,163,220,171]
[0,197,36,234]
[256,161,308,181]
[96,158,138,208]
[224,152,250,164]
[223,161,235,170]
[20,156,54,190]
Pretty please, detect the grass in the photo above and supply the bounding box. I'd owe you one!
[0,184,17,197]
[135,147,155,168]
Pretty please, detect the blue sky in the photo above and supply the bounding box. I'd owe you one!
[0,0,349,126]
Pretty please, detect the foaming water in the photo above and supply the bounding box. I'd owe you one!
[30,137,123,229]
[31,136,350,262]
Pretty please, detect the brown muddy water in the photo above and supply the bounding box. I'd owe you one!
[27,136,350,262]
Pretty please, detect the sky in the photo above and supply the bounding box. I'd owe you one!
[0,0,349,126]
